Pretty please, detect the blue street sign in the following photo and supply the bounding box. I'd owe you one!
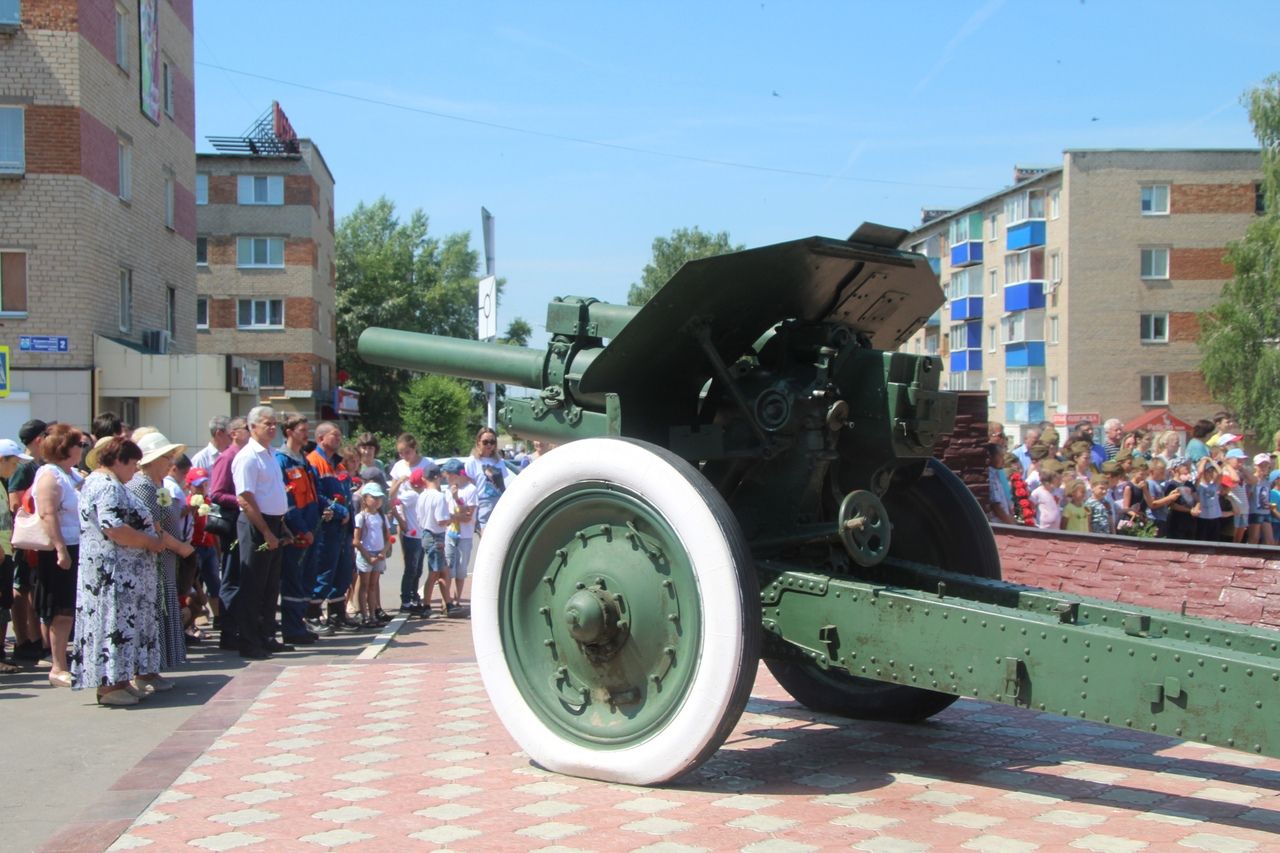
[18,336,69,353]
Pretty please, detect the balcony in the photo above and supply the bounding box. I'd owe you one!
[1005,401,1046,424]
[1005,341,1046,368]
[949,297,983,321]
[950,240,983,267]
[1006,220,1046,250]
[1004,281,1045,312]
[947,370,984,392]
[0,0,18,31]
[925,309,942,328]
[950,349,982,373]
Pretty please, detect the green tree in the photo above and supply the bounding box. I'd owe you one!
[627,227,744,306]
[335,198,497,433]
[1200,75,1280,439]
[398,374,473,457]
[499,318,533,347]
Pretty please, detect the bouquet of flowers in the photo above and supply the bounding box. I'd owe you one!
[1115,516,1158,538]
[1009,470,1035,526]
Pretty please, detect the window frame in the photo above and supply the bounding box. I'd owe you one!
[162,59,175,117]
[118,268,132,333]
[987,378,998,408]
[236,297,285,330]
[236,236,285,269]
[166,285,177,336]
[196,295,209,330]
[1049,376,1059,406]
[1140,247,1170,280]
[163,173,175,229]
[987,323,996,353]
[1049,189,1060,220]
[1047,314,1059,345]
[114,4,129,70]
[987,212,997,242]
[236,174,284,206]
[1141,184,1170,216]
[0,249,29,316]
[0,105,24,175]
[1140,374,1168,405]
[988,268,997,296]
[195,173,209,205]
[196,236,208,267]
[259,359,285,388]
[117,136,132,201]
[1140,312,1169,344]
[1049,250,1062,284]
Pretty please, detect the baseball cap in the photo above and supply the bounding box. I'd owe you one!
[440,458,466,475]
[1253,453,1272,466]
[1217,432,1242,446]
[18,419,49,446]
[0,438,33,460]
[1225,448,1247,459]
[408,469,425,486]
[185,467,210,486]
[358,482,386,498]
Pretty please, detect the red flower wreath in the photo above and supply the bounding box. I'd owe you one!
[1009,470,1036,526]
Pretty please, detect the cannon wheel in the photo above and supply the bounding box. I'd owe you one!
[472,437,760,785]
[765,459,1001,721]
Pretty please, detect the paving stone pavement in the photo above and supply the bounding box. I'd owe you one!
[67,642,1280,853]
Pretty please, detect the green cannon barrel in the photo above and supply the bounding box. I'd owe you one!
[358,327,547,389]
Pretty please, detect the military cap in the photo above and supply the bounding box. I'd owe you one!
[1041,427,1060,446]
[1003,452,1021,468]
[1069,440,1092,457]
[1101,460,1121,475]
[1028,444,1050,461]
[1089,474,1110,488]
[1040,459,1065,475]
[1115,447,1133,462]
[1131,457,1149,471]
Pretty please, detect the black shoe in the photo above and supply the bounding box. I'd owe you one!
[218,635,241,651]
[315,619,337,636]
[13,641,41,661]
[282,633,316,646]
[338,615,371,632]
[305,629,320,641]
[265,640,296,653]
[375,609,392,624]
[239,647,270,660]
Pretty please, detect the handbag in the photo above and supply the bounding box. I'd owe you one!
[11,506,53,551]
[203,503,236,539]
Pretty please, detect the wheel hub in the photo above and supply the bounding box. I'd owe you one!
[563,584,630,659]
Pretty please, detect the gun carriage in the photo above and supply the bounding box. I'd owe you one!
[359,223,1280,785]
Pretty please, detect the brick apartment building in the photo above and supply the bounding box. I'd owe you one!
[0,0,200,436]
[901,149,1263,437]
[195,134,338,420]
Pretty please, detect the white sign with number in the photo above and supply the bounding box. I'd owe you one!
[477,275,497,341]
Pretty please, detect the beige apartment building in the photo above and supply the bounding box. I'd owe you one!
[902,149,1262,436]
[0,0,207,438]
[195,136,338,420]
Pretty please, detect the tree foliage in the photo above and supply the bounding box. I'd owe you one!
[335,197,526,434]
[1200,75,1280,440]
[627,227,744,306]
[499,318,534,347]
[398,374,473,457]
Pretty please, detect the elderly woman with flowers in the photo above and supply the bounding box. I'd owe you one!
[125,431,195,688]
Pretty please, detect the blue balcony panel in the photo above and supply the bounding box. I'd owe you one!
[949,349,982,373]
[949,240,983,267]
[925,309,942,328]
[1004,281,1045,312]
[1004,401,1046,425]
[1004,342,1046,368]
[1005,220,1046,251]
[949,297,984,321]
[927,257,941,275]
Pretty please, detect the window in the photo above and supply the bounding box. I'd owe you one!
[1004,193,1025,225]
[1027,190,1045,220]
[947,268,982,299]
[1001,311,1044,345]
[196,237,208,266]
[1004,250,1037,284]
[1048,315,1059,345]
[196,296,208,330]
[0,250,28,314]
[1256,182,1266,215]
[1049,251,1061,284]
[1050,189,1060,219]
[987,213,997,241]
[989,269,997,296]
[236,237,284,268]
[118,269,132,332]
[237,298,284,329]
[0,106,24,174]
[987,324,996,353]
[114,5,129,69]
[163,174,175,229]
[259,360,285,388]
[1140,247,1169,280]
[1141,184,1169,215]
[117,136,132,201]
[988,378,998,407]
[1140,312,1168,343]
[1141,374,1168,405]
[237,175,284,205]
[162,61,174,117]
[1049,376,1059,406]
[166,286,176,335]
[1006,368,1044,403]
[195,173,208,205]
[947,323,969,353]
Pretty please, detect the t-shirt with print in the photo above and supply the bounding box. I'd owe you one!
[355,510,387,555]
[444,483,478,539]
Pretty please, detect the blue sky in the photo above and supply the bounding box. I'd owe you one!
[193,1,1274,345]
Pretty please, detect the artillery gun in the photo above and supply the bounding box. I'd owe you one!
[359,224,1279,785]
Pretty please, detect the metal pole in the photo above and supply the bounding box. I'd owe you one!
[481,207,497,430]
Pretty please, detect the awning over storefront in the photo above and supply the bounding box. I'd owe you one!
[1123,408,1193,433]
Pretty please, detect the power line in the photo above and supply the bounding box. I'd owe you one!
[197,61,990,192]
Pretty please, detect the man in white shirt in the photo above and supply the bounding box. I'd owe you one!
[415,465,456,615]
[231,405,295,659]
[438,458,476,613]
[190,415,231,472]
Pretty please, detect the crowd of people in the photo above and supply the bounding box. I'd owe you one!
[0,410,548,706]
[985,413,1280,545]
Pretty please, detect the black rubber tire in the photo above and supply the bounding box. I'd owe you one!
[765,459,1001,722]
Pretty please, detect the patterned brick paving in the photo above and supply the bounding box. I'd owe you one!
[99,657,1279,852]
